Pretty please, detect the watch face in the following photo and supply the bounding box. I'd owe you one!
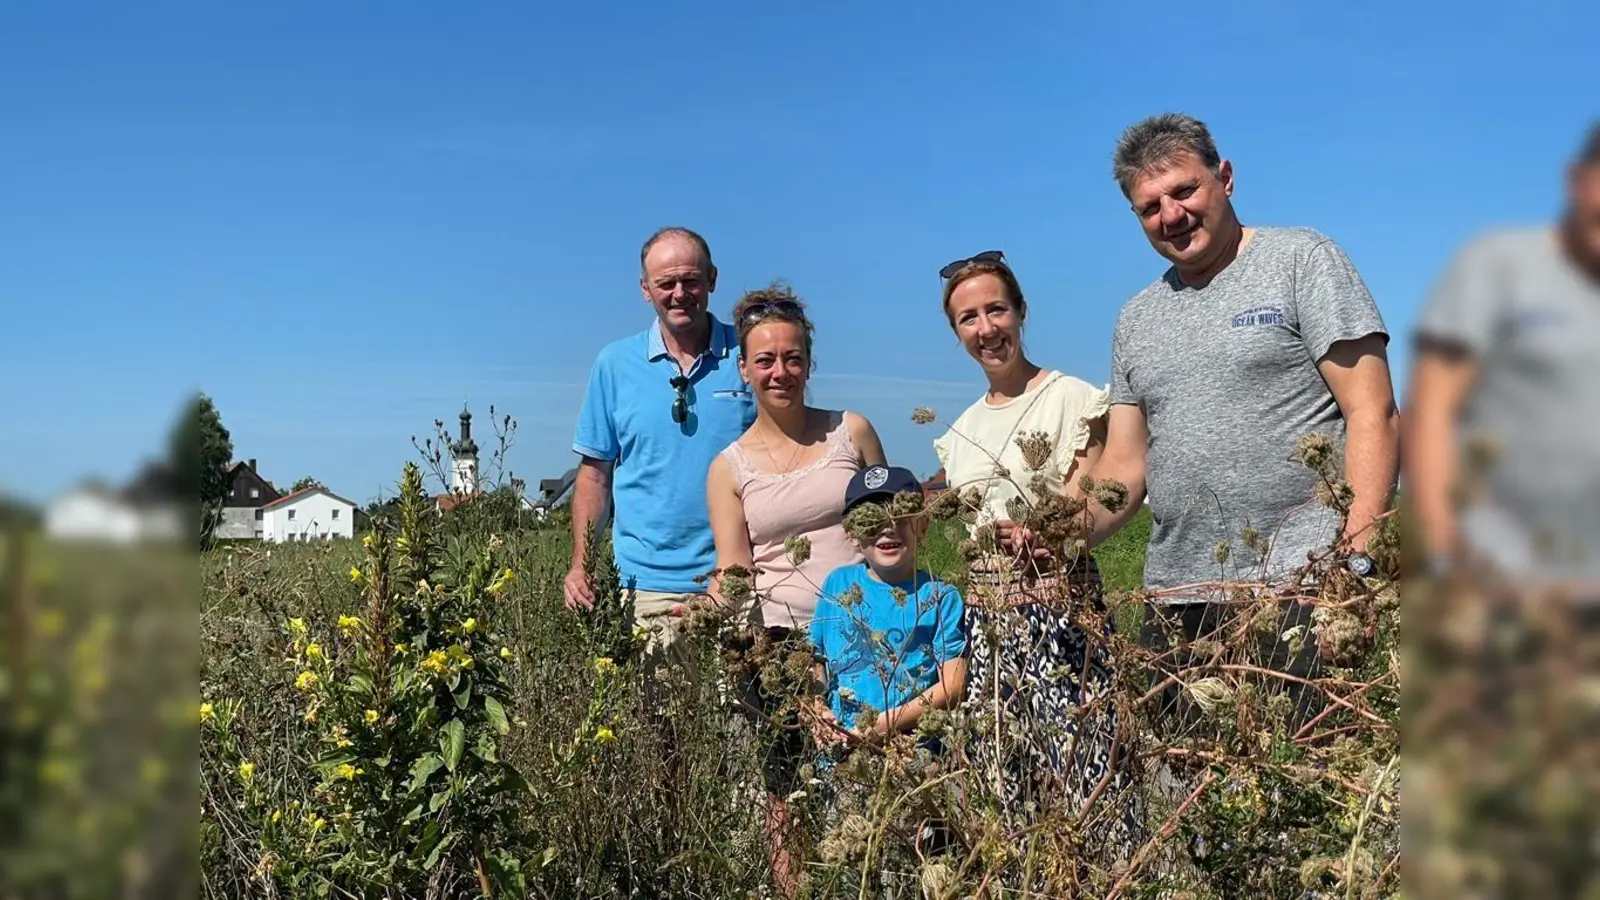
[1347,554,1374,577]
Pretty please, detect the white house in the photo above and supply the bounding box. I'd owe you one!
[44,464,183,545]
[260,486,357,543]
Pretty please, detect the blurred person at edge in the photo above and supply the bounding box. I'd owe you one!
[565,226,757,667]
[1405,122,1600,598]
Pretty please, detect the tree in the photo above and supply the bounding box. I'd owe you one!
[172,392,233,548]
[291,476,326,493]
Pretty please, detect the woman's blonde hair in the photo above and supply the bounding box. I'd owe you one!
[940,260,1027,329]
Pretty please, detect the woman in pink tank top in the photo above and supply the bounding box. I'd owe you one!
[705,283,886,897]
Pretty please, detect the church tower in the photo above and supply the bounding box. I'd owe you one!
[450,403,480,495]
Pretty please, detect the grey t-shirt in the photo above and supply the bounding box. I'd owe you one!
[1414,227,1600,584]
[1110,226,1389,602]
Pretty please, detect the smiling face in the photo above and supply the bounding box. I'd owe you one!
[738,320,810,412]
[946,272,1025,375]
[855,509,924,581]
[1126,151,1239,278]
[640,234,716,335]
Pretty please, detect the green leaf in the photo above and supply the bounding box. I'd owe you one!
[428,787,451,813]
[452,673,472,710]
[346,673,374,698]
[440,719,465,772]
[473,732,498,763]
[408,753,444,791]
[483,696,509,735]
[423,832,457,870]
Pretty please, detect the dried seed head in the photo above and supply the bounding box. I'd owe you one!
[889,489,925,518]
[910,407,937,425]
[843,502,893,543]
[1015,430,1054,471]
[784,535,812,567]
[1082,476,1130,513]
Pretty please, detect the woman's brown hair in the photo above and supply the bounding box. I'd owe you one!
[732,281,816,371]
[940,260,1027,328]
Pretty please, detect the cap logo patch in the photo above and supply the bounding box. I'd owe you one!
[863,467,888,490]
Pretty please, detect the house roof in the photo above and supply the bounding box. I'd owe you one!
[261,485,358,510]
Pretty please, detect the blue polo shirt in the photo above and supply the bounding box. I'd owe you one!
[573,315,756,594]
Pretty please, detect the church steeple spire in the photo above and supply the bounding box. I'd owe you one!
[449,400,480,495]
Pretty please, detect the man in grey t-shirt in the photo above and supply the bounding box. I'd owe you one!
[1405,122,1600,596]
[1067,113,1401,615]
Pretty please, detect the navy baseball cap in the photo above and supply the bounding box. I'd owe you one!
[843,464,923,514]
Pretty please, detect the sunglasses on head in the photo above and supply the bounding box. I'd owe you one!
[939,250,1007,280]
[738,298,804,328]
[669,375,691,424]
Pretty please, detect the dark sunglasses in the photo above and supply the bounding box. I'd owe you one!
[939,250,1007,280]
[670,375,691,424]
[738,298,804,327]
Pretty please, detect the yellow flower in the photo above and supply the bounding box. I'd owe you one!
[349,566,364,584]
[499,647,512,660]
[237,761,256,783]
[288,617,307,636]
[304,704,319,723]
[487,568,516,596]
[271,809,283,823]
[393,642,408,655]
[363,709,379,725]
[361,533,375,549]
[310,816,327,833]
[461,617,478,634]
[199,702,215,723]
[594,657,618,675]
[632,626,650,644]
[420,651,449,676]
[595,726,616,744]
[304,642,324,661]
[337,615,363,635]
[334,763,363,781]
[295,671,320,692]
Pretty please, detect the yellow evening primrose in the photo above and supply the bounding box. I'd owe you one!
[420,651,449,676]
[499,647,512,660]
[595,726,616,744]
[393,642,408,655]
[361,533,374,549]
[271,809,283,823]
[304,643,324,661]
[295,671,320,692]
[594,657,618,675]
[288,617,307,636]
[363,709,379,725]
[349,566,363,584]
[199,702,215,724]
[337,615,362,635]
[237,761,255,783]
[461,617,478,634]
[334,763,363,781]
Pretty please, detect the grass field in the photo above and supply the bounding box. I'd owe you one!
[184,467,1401,899]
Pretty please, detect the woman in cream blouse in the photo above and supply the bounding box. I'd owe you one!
[932,250,1135,841]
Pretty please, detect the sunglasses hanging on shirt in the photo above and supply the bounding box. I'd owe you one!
[670,375,691,424]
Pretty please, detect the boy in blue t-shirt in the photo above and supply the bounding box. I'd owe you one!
[806,465,968,751]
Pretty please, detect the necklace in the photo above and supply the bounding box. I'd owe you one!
[756,411,812,475]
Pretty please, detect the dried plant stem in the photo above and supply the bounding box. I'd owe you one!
[1104,770,1218,900]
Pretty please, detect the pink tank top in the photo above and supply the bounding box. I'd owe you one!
[721,412,865,631]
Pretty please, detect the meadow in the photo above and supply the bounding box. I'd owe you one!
[184,439,1408,899]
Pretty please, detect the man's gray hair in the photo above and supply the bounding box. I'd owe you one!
[1112,112,1223,198]
[640,226,714,274]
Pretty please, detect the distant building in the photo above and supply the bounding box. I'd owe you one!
[260,486,357,543]
[921,467,948,499]
[216,458,281,540]
[531,467,578,521]
[44,461,183,544]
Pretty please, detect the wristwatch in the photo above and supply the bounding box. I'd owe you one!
[1345,552,1375,577]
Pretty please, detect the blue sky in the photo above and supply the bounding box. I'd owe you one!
[2,1,1595,505]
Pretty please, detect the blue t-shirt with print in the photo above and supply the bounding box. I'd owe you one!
[571,315,756,594]
[808,563,967,732]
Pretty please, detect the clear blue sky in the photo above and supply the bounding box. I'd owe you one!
[2,1,1595,505]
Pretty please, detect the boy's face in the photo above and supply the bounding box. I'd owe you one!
[855,505,924,573]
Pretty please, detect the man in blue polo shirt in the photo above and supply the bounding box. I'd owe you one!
[565,226,756,672]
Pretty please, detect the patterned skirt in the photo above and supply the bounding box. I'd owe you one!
[959,553,1141,851]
